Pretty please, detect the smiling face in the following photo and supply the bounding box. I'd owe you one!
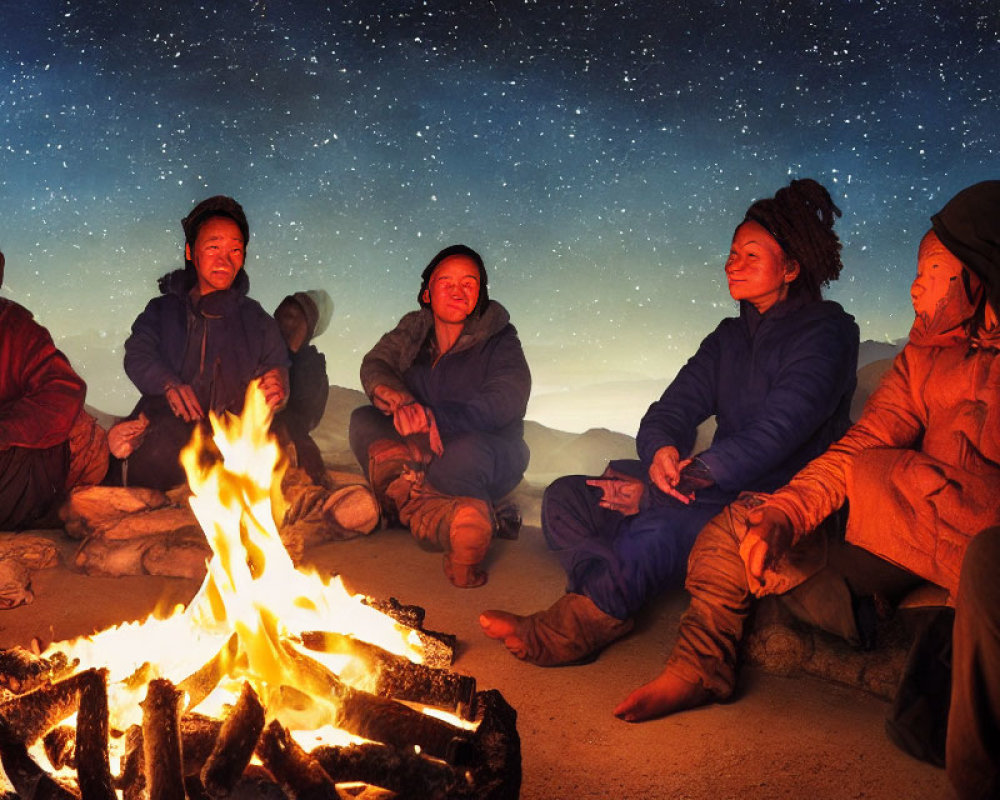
[422,255,481,325]
[186,215,246,295]
[724,221,800,314]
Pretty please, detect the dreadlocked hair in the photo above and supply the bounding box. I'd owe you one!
[742,178,844,302]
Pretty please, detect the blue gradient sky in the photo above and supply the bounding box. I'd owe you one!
[2,1,997,433]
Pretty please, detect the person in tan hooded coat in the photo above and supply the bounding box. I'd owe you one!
[615,180,1000,800]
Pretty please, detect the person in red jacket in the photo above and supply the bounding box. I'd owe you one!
[615,180,1000,800]
[0,250,90,529]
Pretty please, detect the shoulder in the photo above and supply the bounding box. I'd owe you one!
[388,308,434,339]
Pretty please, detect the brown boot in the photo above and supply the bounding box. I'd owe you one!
[367,439,412,525]
[480,593,633,666]
[398,484,494,588]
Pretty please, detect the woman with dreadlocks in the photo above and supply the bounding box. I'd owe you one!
[614,180,1000,774]
[480,178,859,667]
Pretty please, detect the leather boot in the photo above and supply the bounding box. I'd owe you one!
[398,483,494,588]
[367,439,412,525]
[480,593,634,666]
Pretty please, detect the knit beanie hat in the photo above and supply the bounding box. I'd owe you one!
[182,196,250,250]
[931,180,1000,313]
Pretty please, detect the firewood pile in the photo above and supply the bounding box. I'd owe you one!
[0,601,521,800]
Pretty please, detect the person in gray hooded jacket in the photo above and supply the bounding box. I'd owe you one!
[349,244,531,588]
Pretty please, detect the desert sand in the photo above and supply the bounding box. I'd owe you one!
[0,376,955,799]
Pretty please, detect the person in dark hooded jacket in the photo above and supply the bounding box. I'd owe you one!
[349,244,531,588]
[272,289,333,487]
[480,179,859,667]
[110,196,289,490]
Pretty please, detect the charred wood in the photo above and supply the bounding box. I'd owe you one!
[280,641,472,765]
[114,725,146,800]
[76,669,116,800]
[178,713,223,777]
[0,717,80,799]
[43,724,76,770]
[300,631,476,720]
[312,742,473,800]
[0,648,74,695]
[141,678,186,800]
[0,669,93,745]
[200,681,265,797]
[255,720,339,800]
[362,598,455,669]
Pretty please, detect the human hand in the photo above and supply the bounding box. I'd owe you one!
[373,384,415,414]
[393,401,431,438]
[165,383,204,422]
[425,407,444,457]
[739,505,795,586]
[107,414,149,459]
[258,368,286,410]
[586,476,645,515]
[648,446,693,504]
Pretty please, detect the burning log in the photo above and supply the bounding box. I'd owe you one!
[43,725,76,770]
[141,678,185,800]
[280,640,473,764]
[114,726,145,800]
[300,631,476,720]
[0,647,73,694]
[200,681,265,797]
[0,669,93,745]
[0,722,81,800]
[76,668,116,800]
[309,689,520,800]
[362,598,455,668]
[255,720,338,800]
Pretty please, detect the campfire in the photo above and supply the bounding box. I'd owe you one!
[0,383,519,799]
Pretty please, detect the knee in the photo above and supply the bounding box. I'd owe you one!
[958,527,1000,610]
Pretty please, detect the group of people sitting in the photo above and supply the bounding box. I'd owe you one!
[1,179,996,797]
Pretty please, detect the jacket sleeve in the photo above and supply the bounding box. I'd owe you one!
[431,327,532,435]
[359,312,427,400]
[286,346,329,432]
[123,298,183,396]
[0,307,86,450]
[698,313,859,491]
[764,345,924,540]
[636,331,721,466]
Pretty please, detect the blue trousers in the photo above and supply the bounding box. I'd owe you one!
[541,471,729,621]
[348,405,528,502]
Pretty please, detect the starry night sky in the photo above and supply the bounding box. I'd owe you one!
[2,1,997,433]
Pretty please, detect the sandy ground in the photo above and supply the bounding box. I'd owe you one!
[1,484,953,800]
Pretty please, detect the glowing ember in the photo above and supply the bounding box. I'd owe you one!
[40,381,457,744]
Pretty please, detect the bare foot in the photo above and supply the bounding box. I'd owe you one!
[479,609,521,639]
[479,610,532,659]
[613,669,710,722]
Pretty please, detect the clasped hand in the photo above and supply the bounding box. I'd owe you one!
[738,503,795,589]
[587,469,645,515]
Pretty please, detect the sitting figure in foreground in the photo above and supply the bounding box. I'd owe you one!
[0,249,107,530]
[349,244,531,588]
[615,180,1000,800]
[481,178,859,665]
[111,195,289,490]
